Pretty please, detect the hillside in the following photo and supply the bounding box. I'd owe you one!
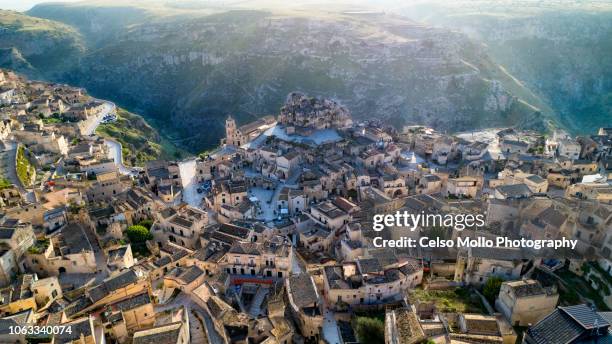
[1,1,577,152]
[20,2,552,151]
[394,0,612,134]
[95,108,187,166]
[0,9,84,78]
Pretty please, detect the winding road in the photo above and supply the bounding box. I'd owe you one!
[86,101,138,176]
[0,141,26,193]
[105,139,135,175]
[89,103,204,209]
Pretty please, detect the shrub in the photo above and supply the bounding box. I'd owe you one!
[483,276,504,303]
[126,225,153,243]
[0,177,12,190]
[138,219,153,230]
[355,317,385,344]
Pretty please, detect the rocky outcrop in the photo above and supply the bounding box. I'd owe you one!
[0,10,84,77]
[1,4,553,152]
[279,92,353,130]
[397,1,612,135]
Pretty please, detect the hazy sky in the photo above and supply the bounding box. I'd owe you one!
[0,0,391,12]
[0,0,82,12]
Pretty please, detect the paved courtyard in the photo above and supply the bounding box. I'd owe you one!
[179,158,204,208]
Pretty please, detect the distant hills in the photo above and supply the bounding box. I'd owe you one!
[394,0,612,136]
[0,9,84,77]
[1,1,609,152]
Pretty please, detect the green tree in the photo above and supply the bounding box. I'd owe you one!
[483,276,504,303]
[347,189,358,200]
[355,317,385,344]
[126,225,153,243]
[138,219,154,230]
[0,177,12,190]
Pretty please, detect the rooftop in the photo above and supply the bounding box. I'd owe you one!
[526,304,611,344]
[505,279,551,298]
[113,292,151,312]
[496,183,532,199]
[58,223,93,255]
[133,322,183,344]
[287,273,319,309]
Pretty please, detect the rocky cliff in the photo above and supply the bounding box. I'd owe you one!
[0,10,84,78]
[396,0,612,135]
[0,1,565,152]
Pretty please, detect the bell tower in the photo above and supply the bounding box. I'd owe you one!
[225,115,236,145]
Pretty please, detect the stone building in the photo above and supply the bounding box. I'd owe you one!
[496,279,558,326]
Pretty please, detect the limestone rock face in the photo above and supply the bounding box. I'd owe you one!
[279,92,353,130]
[2,3,561,151]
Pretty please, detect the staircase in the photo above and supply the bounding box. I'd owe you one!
[248,285,269,318]
[158,287,176,304]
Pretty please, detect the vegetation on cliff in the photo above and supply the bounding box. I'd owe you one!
[16,145,35,186]
[0,9,84,76]
[95,108,185,166]
[1,1,609,152]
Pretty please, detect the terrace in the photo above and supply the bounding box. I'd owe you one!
[408,287,485,313]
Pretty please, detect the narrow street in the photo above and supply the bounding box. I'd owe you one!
[323,308,341,344]
[155,292,223,344]
[178,158,203,208]
[79,223,108,283]
[197,306,224,344]
[291,249,304,275]
[189,309,208,344]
